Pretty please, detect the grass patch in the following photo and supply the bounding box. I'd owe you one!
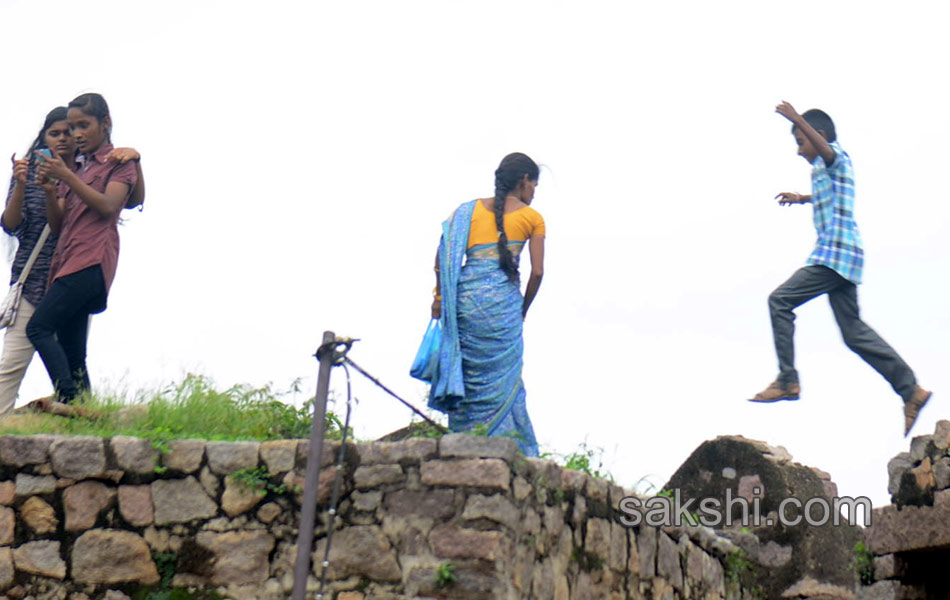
[0,374,349,443]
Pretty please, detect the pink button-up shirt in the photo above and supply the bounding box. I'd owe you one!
[50,143,137,292]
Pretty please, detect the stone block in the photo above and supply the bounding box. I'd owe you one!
[638,524,656,578]
[934,420,950,451]
[196,530,275,585]
[887,453,913,496]
[439,433,518,462]
[354,464,404,489]
[383,489,455,520]
[909,435,935,463]
[429,523,510,561]
[221,474,266,517]
[0,435,54,467]
[609,522,628,573]
[0,481,13,505]
[351,490,382,512]
[0,507,13,546]
[205,441,259,475]
[50,436,106,479]
[257,502,282,524]
[12,540,66,579]
[656,531,683,591]
[111,436,160,474]
[72,530,159,585]
[152,476,218,524]
[63,481,115,531]
[461,494,520,530]
[934,457,950,490]
[867,503,950,554]
[15,473,56,496]
[0,547,12,589]
[119,485,154,527]
[356,439,438,465]
[873,554,907,581]
[260,440,297,473]
[162,439,206,473]
[311,525,401,582]
[584,518,611,566]
[21,496,57,534]
[420,458,510,491]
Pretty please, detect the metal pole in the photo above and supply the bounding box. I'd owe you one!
[292,331,336,600]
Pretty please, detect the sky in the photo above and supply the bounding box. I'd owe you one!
[1,0,948,511]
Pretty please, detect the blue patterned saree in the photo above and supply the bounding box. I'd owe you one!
[429,200,540,457]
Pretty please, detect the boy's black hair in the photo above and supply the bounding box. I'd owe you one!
[793,109,836,143]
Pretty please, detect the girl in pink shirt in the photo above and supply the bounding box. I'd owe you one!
[29,93,138,403]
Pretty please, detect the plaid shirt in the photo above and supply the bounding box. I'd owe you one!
[806,141,864,284]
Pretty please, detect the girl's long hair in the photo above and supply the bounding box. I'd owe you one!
[492,152,539,281]
[25,106,68,169]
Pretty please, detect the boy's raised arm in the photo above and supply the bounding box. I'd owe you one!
[776,101,836,166]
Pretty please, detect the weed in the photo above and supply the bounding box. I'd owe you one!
[724,549,753,585]
[555,441,614,481]
[434,562,458,587]
[571,545,604,572]
[853,541,874,585]
[129,551,224,600]
[0,373,352,443]
[232,466,289,496]
[154,552,177,588]
[407,420,446,439]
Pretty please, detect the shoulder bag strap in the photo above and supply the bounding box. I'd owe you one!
[16,224,52,285]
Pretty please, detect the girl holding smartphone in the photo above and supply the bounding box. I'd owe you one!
[29,93,140,403]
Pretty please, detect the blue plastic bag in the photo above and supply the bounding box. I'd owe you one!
[410,318,442,382]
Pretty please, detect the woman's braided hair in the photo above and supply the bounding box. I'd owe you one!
[493,152,539,281]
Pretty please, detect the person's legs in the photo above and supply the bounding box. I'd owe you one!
[26,266,105,402]
[768,266,845,386]
[56,309,91,395]
[0,299,38,414]
[828,283,917,401]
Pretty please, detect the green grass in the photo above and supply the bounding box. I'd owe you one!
[0,373,349,443]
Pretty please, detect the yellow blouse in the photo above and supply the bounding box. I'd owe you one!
[467,200,546,249]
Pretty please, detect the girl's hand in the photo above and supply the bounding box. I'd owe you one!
[431,298,442,319]
[106,147,140,164]
[35,151,69,182]
[12,157,29,185]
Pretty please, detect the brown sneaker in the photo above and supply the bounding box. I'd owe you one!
[903,386,933,437]
[749,381,801,403]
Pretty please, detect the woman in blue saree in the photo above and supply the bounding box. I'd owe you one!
[429,153,545,457]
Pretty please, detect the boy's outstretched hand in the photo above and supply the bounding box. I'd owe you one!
[776,192,807,205]
[775,101,801,123]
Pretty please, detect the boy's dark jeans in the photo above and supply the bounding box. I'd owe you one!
[769,265,917,402]
[26,265,106,402]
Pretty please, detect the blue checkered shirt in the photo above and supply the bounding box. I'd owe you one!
[805,141,864,284]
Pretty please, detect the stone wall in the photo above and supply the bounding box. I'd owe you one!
[0,432,760,600]
[860,420,950,599]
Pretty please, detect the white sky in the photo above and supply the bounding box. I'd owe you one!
[1,0,948,510]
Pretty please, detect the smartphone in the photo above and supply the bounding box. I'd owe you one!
[34,148,57,183]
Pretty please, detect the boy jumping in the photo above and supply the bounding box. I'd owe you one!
[750,101,931,437]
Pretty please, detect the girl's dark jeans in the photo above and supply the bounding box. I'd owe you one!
[26,265,107,402]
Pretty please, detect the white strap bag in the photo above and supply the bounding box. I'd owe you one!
[0,224,51,329]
